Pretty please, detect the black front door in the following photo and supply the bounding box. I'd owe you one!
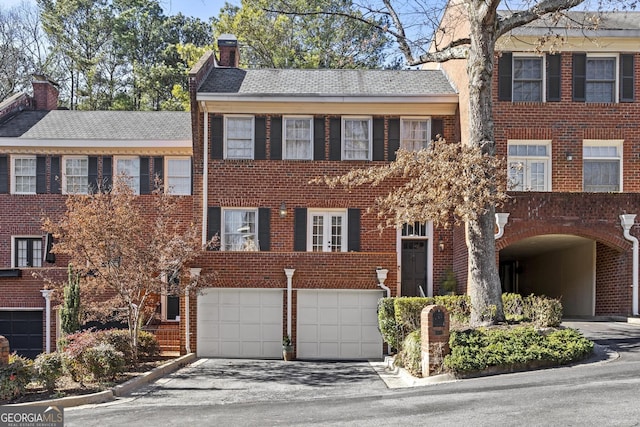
[167,296,180,320]
[401,240,427,297]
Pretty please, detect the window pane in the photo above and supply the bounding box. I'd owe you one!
[167,158,191,195]
[223,210,256,251]
[344,119,370,160]
[584,160,620,192]
[31,240,42,267]
[513,58,542,102]
[330,215,343,252]
[116,158,140,193]
[226,117,253,159]
[586,58,615,103]
[529,162,546,191]
[312,215,324,252]
[284,118,312,160]
[507,143,549,191]
[401,120,429,151]
[14,157,36,193]
[17,239,28,267]
[65,157,89,194]
[509,161,525,191]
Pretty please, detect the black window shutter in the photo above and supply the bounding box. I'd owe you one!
[546,54,562,102]
[294,208,307,251]
[140,157,150,194]
[255,117,267,160]
[211,116,224,159]
[102,156,113,192]
[572,53,587,102]
[88,156,98,193]
[270,117,282,160]
[373,118,385,161]
[329,118,341,161]
[498,52,513,101]
[258,207,271,251]
[620,54,635,102]
[153,156,163,190]
[0,155,8,193]
[50,156,61,194]
[388,119,400,161]
[347,208,361,252]
[44,233,55,263]
[36,156,47,194]
[207,206,221,248]
[313,117,326,160]
[431,119,444,142]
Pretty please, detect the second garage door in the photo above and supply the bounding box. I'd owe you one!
[297,290,383,360]
[197,288,283,358]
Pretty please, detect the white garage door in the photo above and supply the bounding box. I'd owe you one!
[197,288,283,358]
[297,290,383,360]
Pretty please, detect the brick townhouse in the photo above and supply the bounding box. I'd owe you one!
[0,77,193,357]
[436,11,640,318]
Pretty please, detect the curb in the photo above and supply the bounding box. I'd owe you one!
[8,353,197,408]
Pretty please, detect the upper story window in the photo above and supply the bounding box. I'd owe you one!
[507,141,551,191]
[11,155,36,194]
[165,157,191,195]
[222,208,258,251]
[585,56,616,103]
[574,54,635,103]
[115,156,140,194]
[63,156,89,194]
[225,115,254,159]
[283,116,313,160]
[14,237,42,268]
[342,117,372,160]
[498,53,559,102]
[400,118,430,151]
[583,140,623,192]
[513,56,543,102]
[308,209,347,252]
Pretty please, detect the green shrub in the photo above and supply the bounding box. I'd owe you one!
[102,329,160,364]
[82,343,125,381]
[59,329,103,382]
[33,352,64,392]
[502,293,525,322]
[378,298,399,350]
[524,295,563,327]
[0,353,34,402]
[434,295,471,324]
[399,330,422,377]
[137,330,160,361]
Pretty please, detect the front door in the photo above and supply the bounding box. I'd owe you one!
[401,240,427,297]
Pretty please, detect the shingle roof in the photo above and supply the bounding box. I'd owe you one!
[502,11,640,35]
[0,111,49,137]
[198,68,456,96]
[10,111,191,140]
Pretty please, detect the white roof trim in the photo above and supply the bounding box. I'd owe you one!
[0,138,191,148]
[196,94,459,103]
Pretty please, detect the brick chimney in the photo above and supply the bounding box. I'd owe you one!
[32,75,59,110]
[217,34,239,68]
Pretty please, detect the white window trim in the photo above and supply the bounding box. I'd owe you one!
[512,53,546,102]
[400,116,432,150]
[11,235,43,268]
[114,156,141,194]
[61,155,89,195]
[507,140,552,192]
[224,115,255,160]
[164,156,191,195]
[583,139,624,192]
[10,154,37,195]
[282,115,313,160]
[585,53,620,103]
[341,116,372,161]
[307,209,348,252]
[221,207,259,251]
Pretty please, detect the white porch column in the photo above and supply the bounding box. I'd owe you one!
[40,289,53,353]
[620,215,639,316]
[284,269,295,339]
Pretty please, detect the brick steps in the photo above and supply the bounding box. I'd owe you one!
[145,322,181,354]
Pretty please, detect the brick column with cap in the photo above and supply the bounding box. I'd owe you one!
[0,335,10,365]
[421,305,450,377]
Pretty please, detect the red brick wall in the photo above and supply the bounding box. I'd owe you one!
[32,80,59,111]
[595,242,632,315]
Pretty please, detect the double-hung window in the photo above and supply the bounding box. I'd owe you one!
[400,118,430,151]
[507,142,551,191]
[283,117,312,160]
[63,156,89,194]
[165,157,191,195]
[115,157,140,194]
[14,237,42,268]
[586,56,616,103]
[308,210,347,252]
[583,140,622,192]
[225,116,254,159]
[11,155,36,194]
[513,56,543,102]
[222,208,258,251]
[342,117,371,160]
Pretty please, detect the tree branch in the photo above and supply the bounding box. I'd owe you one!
[497,0,586,37]
[409,44,469,66]
[381,0,414,64]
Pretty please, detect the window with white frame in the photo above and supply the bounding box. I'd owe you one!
[308,210,347,252]
[165,157,191,195]
[586,56,616,103]
[222,209,257,251]
[63,156,89,194]
[342,117,371,160]
[11,155,37,194]
[583,140,622,192]
[402,222,428,237]
[283,116,312,160]
[14,237,42,268]
[115,156,140,194]
[513,56,543,102]
[225,116,254,159]
[401,118,430,151]
[507,142,551,191]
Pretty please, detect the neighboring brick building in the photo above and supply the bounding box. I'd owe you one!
[437,11,640,317]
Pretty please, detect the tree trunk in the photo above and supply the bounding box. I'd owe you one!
[465,2,505,326]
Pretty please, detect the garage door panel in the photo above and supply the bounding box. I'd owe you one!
[298,324,318,340]
[319,325,338,340]
[318,292,338,305]
[319,342,339,357]
[341,308,360,323]
[261,306,282,319]
[298,307,317,323]
[220,306,240,322]
[339,293,360,306]
[318,308,338,323]
[340,325,361,340]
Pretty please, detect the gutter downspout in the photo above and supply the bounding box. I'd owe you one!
[201,108,209,246]
[376,268,391,298]
[40,289,52,353]
[620,214,639,316]
[495,213,510,240]
[284,269,295,339]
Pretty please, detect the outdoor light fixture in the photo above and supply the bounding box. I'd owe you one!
[566,152,573,161]
[279,201,287,218]
[438,239,445,252]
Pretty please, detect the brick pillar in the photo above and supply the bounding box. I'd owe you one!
[0,335,9,365]
[421,305,450,377]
